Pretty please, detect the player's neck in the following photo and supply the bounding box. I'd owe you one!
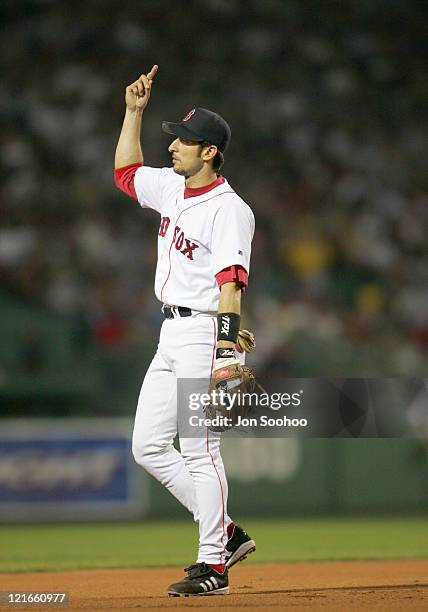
[185,167,218,189]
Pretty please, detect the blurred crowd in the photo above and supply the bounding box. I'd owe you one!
[1,0,427,392]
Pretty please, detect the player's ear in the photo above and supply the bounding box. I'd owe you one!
[201,144,217,163]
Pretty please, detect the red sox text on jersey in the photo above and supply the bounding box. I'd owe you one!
[159,217,199,261]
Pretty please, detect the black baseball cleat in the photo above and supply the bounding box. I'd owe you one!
[225,524,256,569]
[167,562,229,597]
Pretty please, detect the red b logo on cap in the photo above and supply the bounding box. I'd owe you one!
[182,108,196,122]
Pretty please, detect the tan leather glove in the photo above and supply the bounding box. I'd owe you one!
[204,363,256,432]
[236,329,256,353]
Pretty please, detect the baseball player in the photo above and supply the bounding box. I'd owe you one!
[114,65,256,597]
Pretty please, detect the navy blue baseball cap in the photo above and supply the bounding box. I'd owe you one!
[162,107,231,152]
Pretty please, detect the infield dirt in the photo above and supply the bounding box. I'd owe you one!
[1,560,427,611]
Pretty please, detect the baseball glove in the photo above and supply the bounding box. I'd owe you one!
[204,362,256,432]
[236,329,256,353]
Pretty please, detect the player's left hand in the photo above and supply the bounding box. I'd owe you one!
[213,354,239,373]
[204,361,256,432]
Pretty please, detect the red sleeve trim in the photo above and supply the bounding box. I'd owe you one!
[114,163,143,200]
[215,265,249,291]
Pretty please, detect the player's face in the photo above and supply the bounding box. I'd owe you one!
[168,138,204,177]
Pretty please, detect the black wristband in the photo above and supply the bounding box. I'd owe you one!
[217,312,240,343]
[216,348,235,359]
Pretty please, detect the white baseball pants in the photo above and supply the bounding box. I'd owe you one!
[132,314,232,564]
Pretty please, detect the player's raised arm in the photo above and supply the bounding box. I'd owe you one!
[114,65,158,169]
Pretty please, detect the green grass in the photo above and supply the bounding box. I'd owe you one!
[1,517,428,573]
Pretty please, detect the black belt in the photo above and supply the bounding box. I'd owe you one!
[162,305,192,319]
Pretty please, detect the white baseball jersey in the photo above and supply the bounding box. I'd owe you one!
[133,166,255,312]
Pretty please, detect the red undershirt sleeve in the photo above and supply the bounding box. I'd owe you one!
[114,163,143,200]
[215,265,249,291]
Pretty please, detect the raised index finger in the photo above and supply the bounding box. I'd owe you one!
[147,64,159,80]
